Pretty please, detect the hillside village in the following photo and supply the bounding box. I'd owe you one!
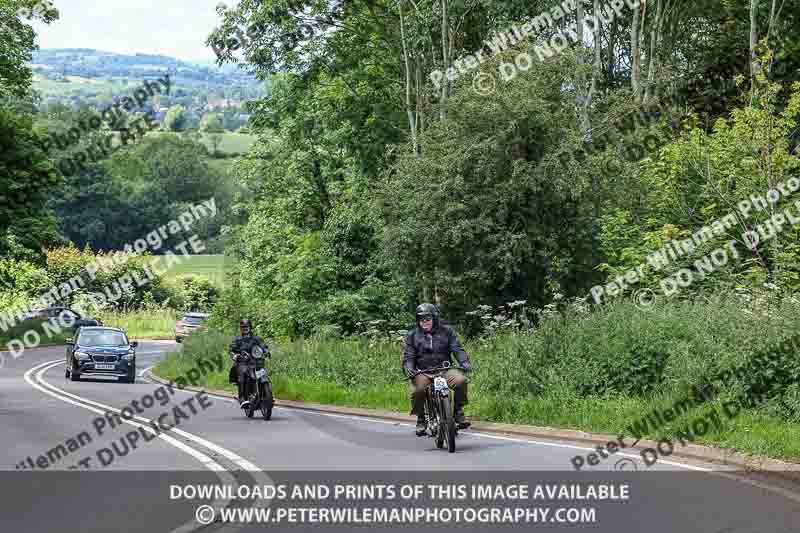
[31,48,266,131]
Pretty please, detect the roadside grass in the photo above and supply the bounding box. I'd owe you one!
[97,309,179,339]
[153,312,800,463]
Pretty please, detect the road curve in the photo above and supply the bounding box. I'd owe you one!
[1,343,799,533]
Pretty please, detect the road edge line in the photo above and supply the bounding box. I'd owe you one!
[143,368,800,480]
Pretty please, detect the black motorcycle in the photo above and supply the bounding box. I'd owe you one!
[232,345,273,420]
[408,361,463,453]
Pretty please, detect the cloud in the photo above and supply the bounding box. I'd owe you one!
[29,0,224,61]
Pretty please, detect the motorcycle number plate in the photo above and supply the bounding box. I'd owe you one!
[95,364,115,370]
[433,377,448,392]
[256,369,267,379]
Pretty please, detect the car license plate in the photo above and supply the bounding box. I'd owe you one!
[95,364,116,370]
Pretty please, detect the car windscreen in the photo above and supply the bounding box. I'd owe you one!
[182,316,207,325]
[78,330,128,346]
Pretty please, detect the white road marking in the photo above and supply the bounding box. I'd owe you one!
[25,360,225,472]
[174,382,709,471]
[139,356,800,505]
[32,359,275,533]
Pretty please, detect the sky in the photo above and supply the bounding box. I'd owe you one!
[29,0,229,62]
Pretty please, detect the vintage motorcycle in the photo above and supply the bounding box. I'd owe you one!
[231,345,274,420]
[407,361,465,453]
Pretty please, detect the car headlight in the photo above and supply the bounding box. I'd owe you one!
[122,352,135,360]
[75,351,91,360]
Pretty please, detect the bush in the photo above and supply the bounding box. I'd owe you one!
[0,258,52,298]
[173,274,220,312]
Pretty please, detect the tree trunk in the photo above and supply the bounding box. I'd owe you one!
[750,0,759,98]
[643,0,663,104]
[399,3,418,154]
[608,15,617,86]
[631,0,642,99]
[439,0,450,120]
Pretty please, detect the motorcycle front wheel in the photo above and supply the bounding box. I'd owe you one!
[245,379,256,418]
[430,394,444,449]
[260,381,273,420]
[440,395,456,453]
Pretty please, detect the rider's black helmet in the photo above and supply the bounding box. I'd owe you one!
[415,303,439,329]
[239,319,252,334]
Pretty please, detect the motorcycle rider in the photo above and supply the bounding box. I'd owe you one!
[229,318,271,408]
[403,303,473,436]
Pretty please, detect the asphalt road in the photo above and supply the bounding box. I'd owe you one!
[2,342,800,533]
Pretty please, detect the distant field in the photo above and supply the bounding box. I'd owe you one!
[202,132,255,154]
[146,131,256,155]
[142,254,234,287]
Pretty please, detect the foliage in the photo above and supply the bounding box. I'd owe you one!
[164,105,188,132]
[0,0,58,99]
[171,274,220,312]
[596,75,800,296]
[0,106,63,256]
[200,113,225,133]
[0,257,52,299]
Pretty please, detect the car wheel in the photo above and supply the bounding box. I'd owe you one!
[69,359,80,381]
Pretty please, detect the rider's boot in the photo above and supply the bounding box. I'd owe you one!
[454,383,470,429]
[238,382,250,408]
[416,415,427,436]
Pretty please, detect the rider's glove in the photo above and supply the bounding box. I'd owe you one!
[461,361,473,373]
[404,367,416,379]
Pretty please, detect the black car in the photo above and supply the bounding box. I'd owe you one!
[65,327,138,383]
[23,306,103,332]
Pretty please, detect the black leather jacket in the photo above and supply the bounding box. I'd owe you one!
[230,334,270,361]
[403,323,469,375]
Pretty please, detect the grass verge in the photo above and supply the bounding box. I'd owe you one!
[154,306,800,464]
[97,309,179,339]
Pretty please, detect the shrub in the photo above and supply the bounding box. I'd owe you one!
[0,258,52,298]
[173,274,220,312]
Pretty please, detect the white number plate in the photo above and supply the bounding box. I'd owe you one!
[95,364,116,370]
[256,369,267,379]
[433,377,448,392]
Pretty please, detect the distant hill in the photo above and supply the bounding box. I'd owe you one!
[31,48,258,85]
[30,49,267,130]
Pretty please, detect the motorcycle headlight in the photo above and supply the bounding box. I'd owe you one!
[75,351,91,360]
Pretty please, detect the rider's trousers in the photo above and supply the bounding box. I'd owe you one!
[409,369,468,417]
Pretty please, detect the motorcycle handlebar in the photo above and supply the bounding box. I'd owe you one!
[406,362,473,380]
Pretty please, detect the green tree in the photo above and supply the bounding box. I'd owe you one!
[200,113,225,133]
[0,0,58,99]
[164,105,188,132]
[0,107,62,256]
